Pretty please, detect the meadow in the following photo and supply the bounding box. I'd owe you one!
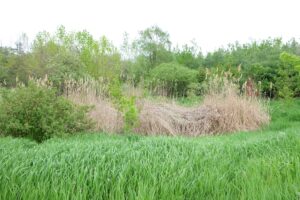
[0,99,300,200]
[1,26,300,200]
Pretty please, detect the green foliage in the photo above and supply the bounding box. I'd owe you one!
[133,26,174,70]
[270,52,300,99]
[1,26,300,99]
[0,26,121,88]
[109,79,139,132]
[275,65,300,98]
[203,38,296,69]
[174,43,203,69]
[121,55,148,85]
[0,82,93,142]
[148,62,198,96]
[197,67,207,83]
[244,64,277,97]
[280,51,300,72]
[174,95,202,106]
[277,85,294,99]
[201,39,300,98]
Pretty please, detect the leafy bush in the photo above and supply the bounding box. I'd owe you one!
[280,51,300,71]
[0,82,93,142]
[109,79,139,133]
[148,62,198,96]
[197,67,207,83]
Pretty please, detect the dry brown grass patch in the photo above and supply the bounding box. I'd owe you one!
[134,77,270,136]
[63,78,124,133]
[62,76,270,136]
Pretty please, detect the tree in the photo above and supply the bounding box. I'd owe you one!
[148,62,198,97]
[133,26,173,70]
[15,33,29,54]
[32,26,121,81]
[280,51,300,72]
[174,42,204,69]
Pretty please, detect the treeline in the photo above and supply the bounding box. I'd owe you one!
[1,25,300,98]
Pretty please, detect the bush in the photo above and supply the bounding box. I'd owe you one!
[109,78,139,133]
[148,62,198,96]
[0,82,93,142]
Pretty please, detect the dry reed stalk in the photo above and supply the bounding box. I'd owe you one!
[134,76,270,136]
[122,83,144,98]
[63,78,124,133]
[134,100,221,136]
[203,90,269,133]
[62,75,270,136]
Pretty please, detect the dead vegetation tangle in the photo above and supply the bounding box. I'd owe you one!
[64,77,270,136]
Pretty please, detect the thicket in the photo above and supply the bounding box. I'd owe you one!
[1,26,300,100]
[148,63,198,97]
[0,82,93,142]
[109,78,139,132]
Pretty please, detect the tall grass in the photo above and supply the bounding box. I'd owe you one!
[61,74,269,136]
[135,75,269,136]
[63,77,124,132]
[202,75,270,133]
[0,100,299,199]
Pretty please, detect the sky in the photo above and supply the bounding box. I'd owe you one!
[0,0,299,53]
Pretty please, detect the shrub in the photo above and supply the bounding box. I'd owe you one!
[62,77,139,134]
[197,67,206,83]
[148,62,198,97]
[109,78,139,133]
[63,77,123,133]
[0,82,93,142]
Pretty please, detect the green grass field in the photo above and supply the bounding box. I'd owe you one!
[1,100,300,199]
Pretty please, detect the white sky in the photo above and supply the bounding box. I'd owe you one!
[0,0,299,53]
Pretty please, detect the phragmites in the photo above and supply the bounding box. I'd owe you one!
[62,74,270,136]
[134,100,221,136]
[134,72,269,136]
[202,76,270,134]
[63,77,124,133]
[134,92,269,136]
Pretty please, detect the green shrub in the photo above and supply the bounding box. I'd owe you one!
[109,79,139,133]
[148,62,198,96]
[197,67,207,83]
[278,85,294,99]
[0,82,93,142]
